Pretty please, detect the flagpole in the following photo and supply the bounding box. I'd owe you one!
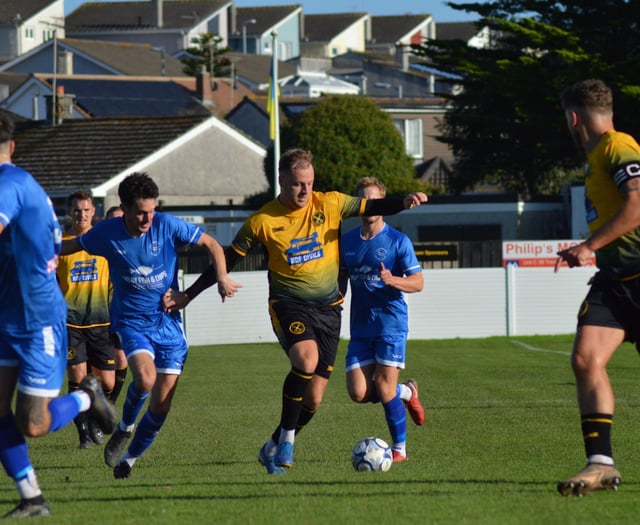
[271,30,280,198]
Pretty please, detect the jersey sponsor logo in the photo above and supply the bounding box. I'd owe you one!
[285,232,324,265]
[70,258,99,282]
[312,212,325,225]
[289,321,306,335]
[125,265,168,288]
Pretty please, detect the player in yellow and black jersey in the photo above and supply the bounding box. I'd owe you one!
[57,191,115,449]
[556,79,640,496]
[163,148,427,474]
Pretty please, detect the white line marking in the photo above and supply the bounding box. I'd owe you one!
[511,340,572,356]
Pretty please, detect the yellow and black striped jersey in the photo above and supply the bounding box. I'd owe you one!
[586,130,640,276]
[57,234,111,328]
[231,191,365,304]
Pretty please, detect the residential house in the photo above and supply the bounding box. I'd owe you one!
[301,13,369,58]
[230,5,302,60]
[0,38,190,119]
[65,0,233,55]
[0,72,221,120]
[0,0,64,63]
[367,14,435,58]
[435,21,492,49]
[11,114,268,213]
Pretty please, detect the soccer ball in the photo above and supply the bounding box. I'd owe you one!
[351,437,393,472]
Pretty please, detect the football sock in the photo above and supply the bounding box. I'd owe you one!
[382,396,407,448]
[295,405,316,434]
[127,410,166,458]
[398,383,412,402]
[48,394,84,432]
[278,428,295,445]
[110,368,128,404]
[15,467,42,500]
[581,413,613,460]
[122,382,150,427]
[279,367,312,431]
[0,414,32,483]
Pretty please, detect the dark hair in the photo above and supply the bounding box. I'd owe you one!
[118,172,159,208]
[67,190,93,209]
[105,206,122,218]
[561,79,613,113]
[0,110,15,145]
[279,148,313,178]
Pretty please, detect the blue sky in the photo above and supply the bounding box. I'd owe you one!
[64,1,478,22]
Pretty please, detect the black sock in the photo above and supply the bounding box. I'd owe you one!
[581,413,613,460]
[278,367,312,431]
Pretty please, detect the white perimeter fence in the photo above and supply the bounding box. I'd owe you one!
[181,266,595,346]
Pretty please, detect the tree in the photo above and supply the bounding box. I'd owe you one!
[260,95,434,200]
[414,1,640,196]
[181,33,230,79]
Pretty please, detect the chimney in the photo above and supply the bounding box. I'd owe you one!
[45,85,75,125]
[196,66,213,106]
[153,0,163,28]
[57,50,73,75]
[395,44,408,72]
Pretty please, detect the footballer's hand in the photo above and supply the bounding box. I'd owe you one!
[163,288,190,312]
[403,192,428,209]
[217,275,242,303]
[379,262,393,286]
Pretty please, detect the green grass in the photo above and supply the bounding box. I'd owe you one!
[3,335,640,524]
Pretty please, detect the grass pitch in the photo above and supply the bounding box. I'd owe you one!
[3,335,640,524]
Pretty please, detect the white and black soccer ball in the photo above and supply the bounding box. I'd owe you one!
[351,437,393,472]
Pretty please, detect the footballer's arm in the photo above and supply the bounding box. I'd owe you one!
[163,247,243,312]
[196,233,242,302]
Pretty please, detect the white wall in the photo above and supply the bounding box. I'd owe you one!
[181,266,594,345]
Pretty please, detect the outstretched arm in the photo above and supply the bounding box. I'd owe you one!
[197,233,242,302]
[364,192,428,216]
[163,247,243,311]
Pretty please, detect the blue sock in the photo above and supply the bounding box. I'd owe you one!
[127,410,166,458]
[0,413,32,480]
[48,394,82,432]
[122,382,150,427]
[382,396,407,446]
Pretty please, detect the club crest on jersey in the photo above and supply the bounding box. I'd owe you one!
[312,212,325,225]
[151,241,160,255]
[375,248,387,260]
[289,321,306,335]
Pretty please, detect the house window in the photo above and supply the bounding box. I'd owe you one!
[393,118,423,159]
[25,27,34,39]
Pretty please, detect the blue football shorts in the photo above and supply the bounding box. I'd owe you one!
[116,315,189,375]
[0,318,68,397]
[345,334,407,372]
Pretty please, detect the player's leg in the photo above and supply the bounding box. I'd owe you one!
[0,366,50,519]
[111,320,187,478]
[1,322,115,518]
[86,326,117,445]
[558,324,623,496]
[67,328,93,448]
[345,338,377,403]
[374,363,407,461]
[104,350,154,468]
[113,372,180,479]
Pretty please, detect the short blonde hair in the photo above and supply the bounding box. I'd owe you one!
[354,177,386,198]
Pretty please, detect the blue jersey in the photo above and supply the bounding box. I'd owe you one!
[0,162,67,331]
[341,223,421,338]
[77,212,203,331]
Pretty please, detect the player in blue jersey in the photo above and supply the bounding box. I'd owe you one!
[0,110,117,518]
[62,172,241,480]
[340,177,425,462]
